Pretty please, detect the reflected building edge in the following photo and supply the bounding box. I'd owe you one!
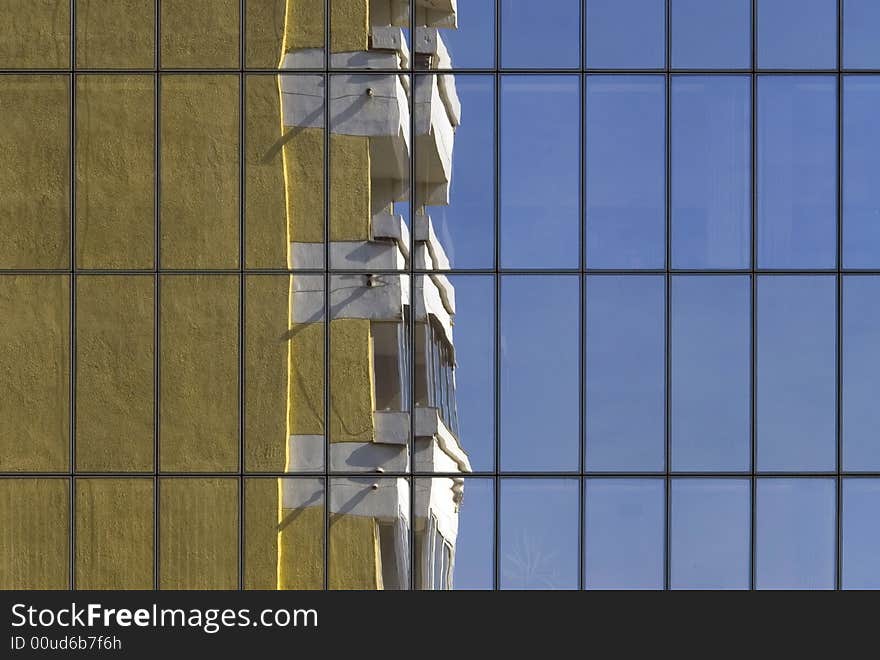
[278,0,469,589]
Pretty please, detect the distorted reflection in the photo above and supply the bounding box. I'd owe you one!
[277,1,471,590]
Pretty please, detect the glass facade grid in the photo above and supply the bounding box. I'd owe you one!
[1,0,879,591]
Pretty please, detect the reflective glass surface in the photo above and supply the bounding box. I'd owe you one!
[757,76,837,269]
[586,276,665,471]
[586,0,666,69]
[500,479,579,590]
[671,76,751,269]
[842,76,880,268]
[671,0,751,69]
[757,276,836,472]
[756,479,836,590]
[671,479,750,590]
[501,75,580,268]
[757,0,837,69]
[585,479,665,590]
[672,276,751,472]
[501,0,580,69]
[586,75,665,269]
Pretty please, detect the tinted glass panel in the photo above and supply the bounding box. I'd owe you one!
[842,479,880,589]
[501,0,580,69]
[428,76,494,269]
[501,76,580,269]
[585,479,665,590]
[415,478,493,590]
[843,277,880,471]
[671,76,751,269]
[444,0,496,69]
[757,76,837,269]
[758,0,837,69]
[672,276,751,472]
[444,276,495,472]
[586,0,666,69]
[671,479,750,589]
[586,76,665,269]
[842,76,880,268]
[501,276,580,471]
[757,276,836,471]
[671,0,751,69]
[756,479,835,590]
[586,276,665,471]
[843,0,880,69]
[500,479,579,590]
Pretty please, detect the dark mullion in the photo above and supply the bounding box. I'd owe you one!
[494,0,501,593]
[750,0,758,592]
[238,0,246,592]
[664,0,672,593]
[408,0,416,593]
[836,0,844,592]
[749,0,758,590]
[577,0,586,590]
[153,0,162,593]
[323,0,331,593]
[68,0,77,592]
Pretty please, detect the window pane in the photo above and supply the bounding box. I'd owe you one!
[161,0,240,69]
[671,479,750,589]
[671,0,751,69]
[329,73,409,270]
[417,478,494,590]
[585,479,664,590]
[246,478,324,589]
[0,75,69,269]
[501,76,580,269]
[0,276,69,472]
[757,76,837,269]
[843,0,880,69]
[445,276,495,473]
[586,276,665,471]
[501,276,580,472]
[843,277,880,471]
[671,76,751,269]
[586,76,665,269]
[160,275,239,473]
[501,0,580,69]
[843,76,880,268]
[501,479,579,590]
[672,276,751,472]
[757,276,836,471]
[586,0,666,69]
[425,76,494,269]
[445,0,495,69]
[756,479,835,590]
[330,478,410,590]
[757,0,837,69]
[76,276,154,472]
[842,479,880,589]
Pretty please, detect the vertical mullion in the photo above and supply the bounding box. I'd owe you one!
[750,0,758,593]
[68,0,77,592]
[493,0,501,593]
[409,0,416,592]
[323,0,331,593]
[238,0,246,592]
[836,0,844,592]
[154,0,162,592]
[663,0,672,593]
[577,0,586,592]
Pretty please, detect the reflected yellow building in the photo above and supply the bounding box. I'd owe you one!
[0,0,467,591]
